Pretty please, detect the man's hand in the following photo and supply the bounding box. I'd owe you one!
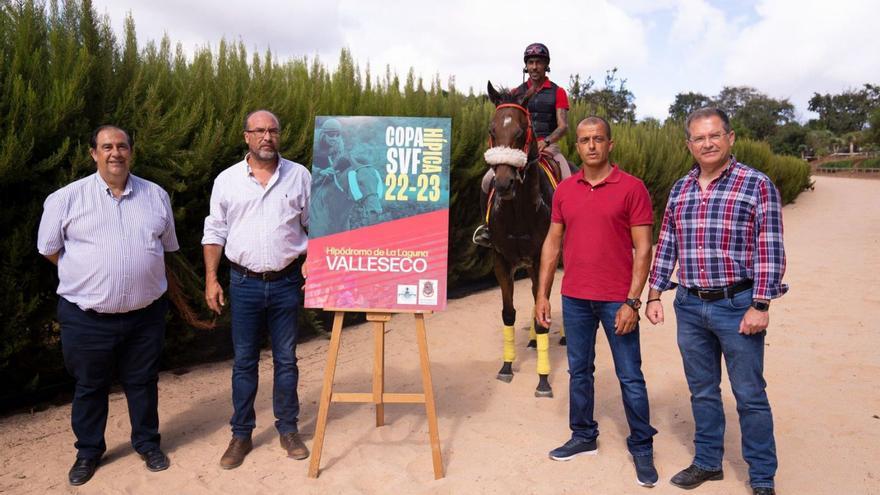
[646,300,664,325]
[537,139,549,153]
[205,279,225,314]
[739,307,769,335]
[300,258,308,292]
[614,303,639,335]
[535,297,552,327]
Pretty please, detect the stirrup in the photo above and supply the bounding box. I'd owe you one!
[472,224,492,248]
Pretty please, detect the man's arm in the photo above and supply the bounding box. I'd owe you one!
[203,244,225,314]
[614,225,652,335]
[538,108,569,152]
[740,179,786,334]
[535,222,564,327]
[44,253,60,265]
[646,188,681,325]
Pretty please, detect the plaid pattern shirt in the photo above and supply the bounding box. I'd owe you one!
[649,157,788,300]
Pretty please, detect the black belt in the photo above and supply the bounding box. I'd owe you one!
[687,279,753,301]
[230,258,301,281]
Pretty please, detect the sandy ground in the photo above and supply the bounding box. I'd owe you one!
[1,175,878,495]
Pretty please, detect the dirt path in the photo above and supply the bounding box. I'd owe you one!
[1,176,878,494]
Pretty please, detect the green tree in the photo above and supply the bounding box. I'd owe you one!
[568,68,636,123]
[667,92,713,122]
[808,84,880,134]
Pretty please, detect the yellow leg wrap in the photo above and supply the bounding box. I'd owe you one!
[503,325,516,362]
[536,333,550,375]
[529,320,537,342]
[560,324,566,337]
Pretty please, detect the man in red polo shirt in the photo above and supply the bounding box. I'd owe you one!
[535,117,658,487]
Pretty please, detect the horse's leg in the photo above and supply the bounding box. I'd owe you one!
[528,320,537,348]
[494,255,516,383]
[560,324,567,346]
[528,265,553,398]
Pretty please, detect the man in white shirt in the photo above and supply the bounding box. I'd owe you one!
[202,110,311,469]
[38,125,178,485]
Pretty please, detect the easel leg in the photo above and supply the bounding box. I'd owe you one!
[308,311,345,478]
[373,319,385,427]
[415,314,444,479]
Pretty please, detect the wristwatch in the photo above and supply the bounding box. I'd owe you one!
[541,138,551,147]
[624,298,642,310]
[751,300,770,312]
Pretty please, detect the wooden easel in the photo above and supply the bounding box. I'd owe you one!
[307,309,444,479]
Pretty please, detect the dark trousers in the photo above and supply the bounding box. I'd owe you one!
[58,297,167,460]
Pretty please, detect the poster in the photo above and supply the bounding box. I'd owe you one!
[305,116,451,311]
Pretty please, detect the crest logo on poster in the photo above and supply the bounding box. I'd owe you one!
[418,279,438,306]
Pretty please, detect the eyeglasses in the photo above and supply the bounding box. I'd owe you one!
[688,132,728,145]
[245,127,280,137]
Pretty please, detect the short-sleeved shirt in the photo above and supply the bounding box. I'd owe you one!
[551,165,653,301]
[37,173,179,313]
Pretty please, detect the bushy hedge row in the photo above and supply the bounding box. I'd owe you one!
[0,0,812,408]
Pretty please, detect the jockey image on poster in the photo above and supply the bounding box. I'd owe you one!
[305,116,451,311]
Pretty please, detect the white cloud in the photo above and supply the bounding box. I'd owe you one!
[724,0,880,114]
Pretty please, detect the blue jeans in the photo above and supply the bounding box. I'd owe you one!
[561,296,657,456]
[229,265,303,438]
[673,286,777,489]
[58,297,167,460]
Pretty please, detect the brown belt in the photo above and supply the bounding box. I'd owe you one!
[230,258,301,282]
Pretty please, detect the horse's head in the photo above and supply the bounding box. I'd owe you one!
[485,81,538,199]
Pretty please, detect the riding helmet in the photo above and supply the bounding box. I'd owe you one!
[523,43,550,63]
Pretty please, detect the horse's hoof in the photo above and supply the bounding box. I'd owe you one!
[536,374,552,397]
[535,388,553,398]
[559,336,567,346]
[497,373,514,383]
[527,339,537,349]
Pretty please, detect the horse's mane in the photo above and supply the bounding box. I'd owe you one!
[492,86,521,104]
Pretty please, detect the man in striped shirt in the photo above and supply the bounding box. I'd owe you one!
[646,108,786,495]
[202,109,311,469]
[37,125,178,485]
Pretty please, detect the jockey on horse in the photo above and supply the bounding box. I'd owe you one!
[473,42,573,247]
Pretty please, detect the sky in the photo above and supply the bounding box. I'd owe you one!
[90,0,879,121]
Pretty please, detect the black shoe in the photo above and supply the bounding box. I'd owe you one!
[68,457,99,486]
[548,438,598,461]
[472,224,492,248]
[141,449,170,472]
[753,488,776,495]
[633,454,659,487]
[670,464,723,489]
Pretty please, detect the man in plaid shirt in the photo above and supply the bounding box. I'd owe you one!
[645,108,786,495]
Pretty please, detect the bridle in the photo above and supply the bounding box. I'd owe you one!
[486,103,537,184]
[489,103,534,154]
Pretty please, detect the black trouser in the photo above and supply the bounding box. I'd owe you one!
[58,297,167,460]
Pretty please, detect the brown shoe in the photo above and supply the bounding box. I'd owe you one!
[279,432,309,460]
[220,437,253,469]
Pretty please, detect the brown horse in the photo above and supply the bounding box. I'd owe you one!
[484,81,562,397]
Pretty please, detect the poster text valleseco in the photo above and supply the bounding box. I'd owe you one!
[305,116,451,311]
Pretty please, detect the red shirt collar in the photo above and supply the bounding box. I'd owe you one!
[526,78,553,90]
[578,164,621,186]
